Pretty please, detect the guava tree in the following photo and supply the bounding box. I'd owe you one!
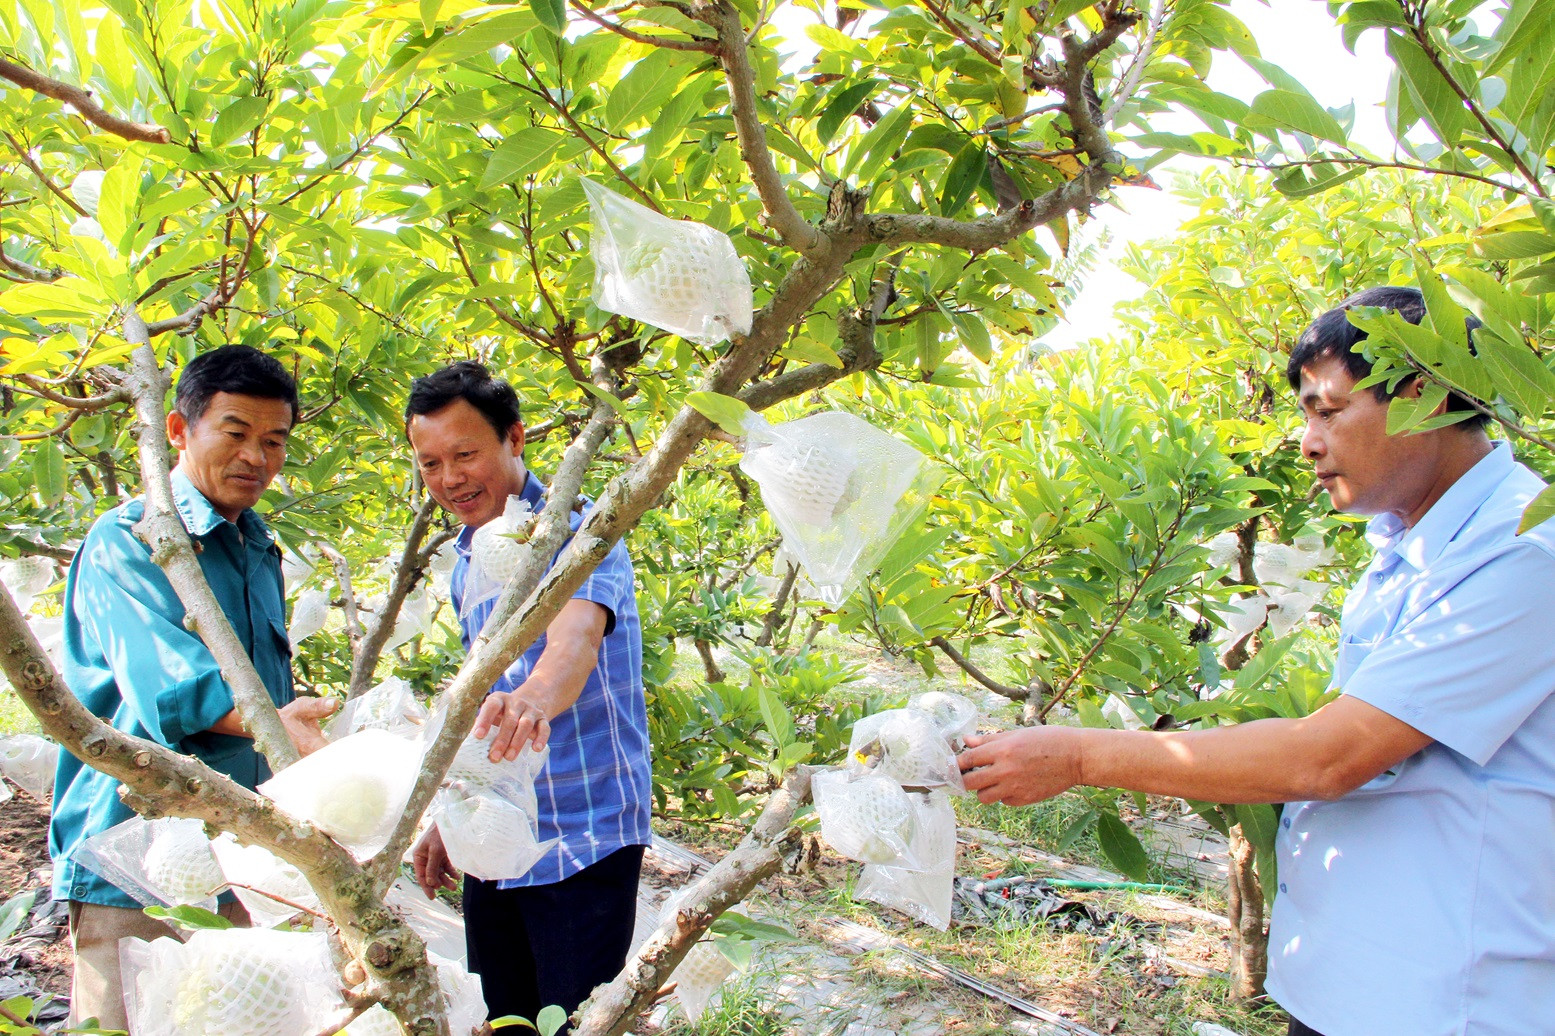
[0,0,1306,1030]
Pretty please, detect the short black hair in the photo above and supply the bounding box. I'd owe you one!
[1286,285,1487,429]
[175,345,299,427]
[404,361,522,440]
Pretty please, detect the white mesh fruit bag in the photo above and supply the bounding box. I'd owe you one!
[445,731,548,793]
[209,835,320,928]
[738,412,944,607]
[429,786,554,882]
[258,728,423,859]
[848,708,963,791]
[121,926,343,1036]
[856,789,957,930]
[73,815,221,910]
[660,887,745,1023]
[907,691,980,743]
[0,556,56,614]
[583,178,753,347]
[326,676,429,742]
[0,733,57,800]
[810,769,921,867]
[460,495,535,627]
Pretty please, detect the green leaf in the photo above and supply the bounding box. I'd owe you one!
[1233,802,1280,856]
[1386,30,1471,145]
[1246,89,1347,144]
[1094,810,1151,882]
[143,904,234,931]
[953,313,993,363]
[530,0,567,37]
[30,439,66,506]
[1477,331,1555,416]
[604,50,683,131]
[1476,230,1555,260]
[96,154,144,255]
[489,1014,538,1031]
[0,890,36,942]
[1518,484,1555,535]
[817,79,882,146]
[685,391,751,435]
[210,95,270,149]
[480,128,567,190]
[937,140,986,218]
[536,1004,569,1036]
[756,686,794,748]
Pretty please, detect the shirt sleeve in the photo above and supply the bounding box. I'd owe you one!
[74,522,237,746]
[1340,542,1555,766]
[569,537,631,638]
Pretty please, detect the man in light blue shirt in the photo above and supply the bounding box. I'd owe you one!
[405,361,651,1032]
[51,345,335,1029]
[958,287,1555,1035]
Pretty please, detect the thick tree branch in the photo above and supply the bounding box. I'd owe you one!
[573,767,814,1035]
[698,1,824,257]
[0,58,172,143]
[123,308,299,771]
[929,635,1030,701]
[10,372,131,409]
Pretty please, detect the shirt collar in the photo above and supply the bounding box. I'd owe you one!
[169,467,273,543]
[1364,441,1512,570]
[454,472,548,556]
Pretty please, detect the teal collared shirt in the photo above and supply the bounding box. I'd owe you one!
[50,468,294,907]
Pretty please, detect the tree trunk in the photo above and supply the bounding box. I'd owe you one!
[1225,822,1268,998]
[694,638,725,683]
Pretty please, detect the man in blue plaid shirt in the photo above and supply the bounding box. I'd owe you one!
[405,362,651,1030]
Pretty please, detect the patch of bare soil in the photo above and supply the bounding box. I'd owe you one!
[1,789,72,1015]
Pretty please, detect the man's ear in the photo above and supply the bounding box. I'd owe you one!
[508,421,525,457]
[1395,374,1449,416]
[166,409,189,452]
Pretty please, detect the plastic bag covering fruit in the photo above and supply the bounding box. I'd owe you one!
[74,816,219,910]
[659,886,744,1023]
[811,769,921,867]
[430,951,486,1036]
[907,691,980,743]
[429,786,554,882]
[209,835,320,928]
[856,789,957,930]
[848,708,964,792]
[446,732,548,792]
[258,728,423,858]
[461,495,535,628]
[583,178,753,347]
[738,412,944,607]
[325,676,429,742]
[121,927,343,1036]
[0,556,55,614]
[287,587,330,649]
[338,1004,405,1036]
[0,733,57,800]
[1213,593,1269,647]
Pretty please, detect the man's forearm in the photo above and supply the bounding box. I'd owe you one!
[207,708,248,737]
[521,631,598,719]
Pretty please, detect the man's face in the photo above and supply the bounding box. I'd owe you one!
[166,392,293,523]
[407,399,526,529]
[1297,354,1442,526]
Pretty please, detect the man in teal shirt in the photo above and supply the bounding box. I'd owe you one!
[49,345,335,1029]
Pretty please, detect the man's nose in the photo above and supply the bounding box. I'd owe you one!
[1301,420,1324,459]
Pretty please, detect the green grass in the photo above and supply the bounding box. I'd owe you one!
[0,690,41,738]
[656,975,790,1036]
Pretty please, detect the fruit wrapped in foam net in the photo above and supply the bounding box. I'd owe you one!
[74,816,220,910]
[258,728,423,858]
[326,676,428,741]
[811,769,921,867]
[209,835,320,928]
[907,690,980,743]
[738,412,944,607]
[460,495,535,627]
[0,733,57,801]
[430,785,554,881]
[583,178,752,347]
[856,789,958,930]
[848,708,964,792]
[659,886,747,1022]
[445,732,548,793]
[121,927,343,1036]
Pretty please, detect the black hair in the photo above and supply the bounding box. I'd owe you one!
[174,345,299,427]
[404,361,522,440]
[1286,285,1488,429]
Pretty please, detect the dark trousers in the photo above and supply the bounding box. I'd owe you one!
[463,845,644,1032]
[1289,1019,1326,1036]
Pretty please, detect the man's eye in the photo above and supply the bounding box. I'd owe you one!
[457,451,475,460]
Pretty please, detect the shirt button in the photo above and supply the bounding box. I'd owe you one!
[1278,883,1288,893]
[1282,817,1291,829]
[72,884,87,896]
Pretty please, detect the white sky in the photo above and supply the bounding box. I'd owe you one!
[1042,0,1394,348]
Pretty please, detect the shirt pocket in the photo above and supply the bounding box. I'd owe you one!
[1333,632,1382,687]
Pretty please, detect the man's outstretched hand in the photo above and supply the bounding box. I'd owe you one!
[413,825,461,899]
[957,727,1083,807]
[279,696,338,757]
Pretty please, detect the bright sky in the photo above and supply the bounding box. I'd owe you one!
[1042,0,1394,348]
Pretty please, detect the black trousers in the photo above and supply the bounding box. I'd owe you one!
[463,845,645,1032]
[1289,1019,1326,1036]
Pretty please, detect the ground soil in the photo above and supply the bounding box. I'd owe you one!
[1,788,72,1007]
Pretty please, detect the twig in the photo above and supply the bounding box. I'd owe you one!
[1102,0,1167,125]
[918,0,1002,66]
[277,89,433,206]
[346,497,452,699]
[1243,155,1532,198]
[317,543,365,655]
[569,0,717,51]
[3,130,89,216]
[929,635,1030,701]
[0,58,171,143]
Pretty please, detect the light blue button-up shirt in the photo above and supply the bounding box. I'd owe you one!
[450,472,652,887]
[1269,442,1555,1036]
[50,468,295,908]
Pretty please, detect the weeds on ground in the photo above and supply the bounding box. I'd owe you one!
[656,976,789,1036]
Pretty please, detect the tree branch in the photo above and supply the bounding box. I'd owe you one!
[570,0,717,51]
[0,59,171,143]
[1102,0,1167,125]
[929,635,1029,701]
[3,130,89,216]
[123,307,299,771]
[572,767,814,1035]
[347,497,452,699]
[699,1,824,257]
[277,89,433,206]
[317,542,366,656]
